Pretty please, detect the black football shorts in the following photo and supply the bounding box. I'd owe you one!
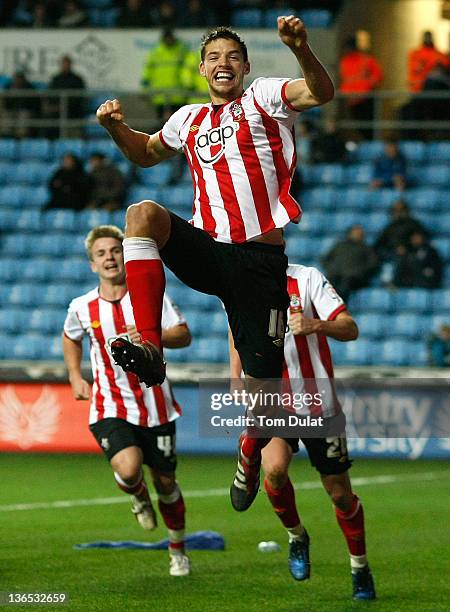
[90,418,177,473]
[161,211,289,378]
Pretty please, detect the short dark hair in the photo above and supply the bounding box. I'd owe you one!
[200,27,248,62]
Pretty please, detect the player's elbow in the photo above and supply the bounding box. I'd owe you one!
[179,326,192,348]
[346,321,359,341]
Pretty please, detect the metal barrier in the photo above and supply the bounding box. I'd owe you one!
[0,88,449,138]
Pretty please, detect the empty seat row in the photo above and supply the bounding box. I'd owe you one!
[0,138,122,162]
[0,209,126,234]
[330,338,429,367]
[350,140,450,163]
[348,287,450,313]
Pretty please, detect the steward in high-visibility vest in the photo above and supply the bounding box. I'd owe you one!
[339,36,383,107]
[142,29,188,117]
[180,49,210,104]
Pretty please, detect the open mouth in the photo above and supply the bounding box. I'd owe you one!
[105,264,118,271]
[215,71,234,82]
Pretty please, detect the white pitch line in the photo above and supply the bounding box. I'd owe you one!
[0,471,441,513]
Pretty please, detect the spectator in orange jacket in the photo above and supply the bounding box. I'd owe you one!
[408,31,449,93]
[339,35,383,138]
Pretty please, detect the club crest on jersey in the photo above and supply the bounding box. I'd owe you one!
[195,123,239,164]
[230,102,245,122]
[290,295,302,310]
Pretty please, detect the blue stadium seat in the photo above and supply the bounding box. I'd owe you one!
[297,211,328,235]
[11,334,43,360]
[406,188,440,211]
[352,141,384,162]
[0,162,15,183]
[28,308,67,334]
[22,259,54,282]
[368,188,399,210]
[366,212,387,234]
[432,238,450,261]
[336,187,372,210]
[164,347,188,363]
[43,209,78,232]
[128,185,160,203]
[4,284,40,307]
[300,9,332,27]
[0,185,28,208]
[26,185,49,208]
[340,339,374,365]
[84,139,118,160]
[434,213,450,236]
[303,164,344,185]
[286,236,313,259]
[0,234,32,257]
[431,288,450,312]
[138,165,172,187]
[355,313,386,339]
[300,187,336,209]
[0,257,21,282]
[179,309,203,335]
[158,186,194,209]
[111,209,126,228]
[41,283,80,307]
[437,189,450,210]
[53,258,89,282]
[62,234,87,257]
[379,339,413,366]
[399,141,425,163]
[47,335,65,360]
[30,234,70,256]
[263,8,295,27]
[231,8,263,28]
[184,291,219,311]
[391,313,432,339]
[192,338,227,362]
[0,209,19,232]
[345,164,372,185]
[348,288,393,312]
[426,141,450,163]
[78,209,113,230]
[413,165,449,187]
[15,209,42,232]
[210,311,228,335]
[17,139,51,161]
[0,308,29,333]
[53,139,85,159]
[0,139,17,160]
[392,288,431,312]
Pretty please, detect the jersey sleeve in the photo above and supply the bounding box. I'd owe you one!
[162,293,186,329]
[63,301,85,341]
[159,106,188,152]
[308,267,347,321]
[250,77,301,126]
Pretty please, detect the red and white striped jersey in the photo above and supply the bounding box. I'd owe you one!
[64,290,185,427]
[159,77,302,244]
[284,264,347,418]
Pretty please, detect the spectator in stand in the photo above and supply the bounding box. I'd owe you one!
[43,55,86,138]
[2,70,40,138]
[369,140,407,191]
[311,118,347,164]
[31,2,52,27]
[339,35,383,139]
[117,0,153,28]
[428,324,450,367]
[141,29,188,121]
[46,153,92,211]
[183,0,216,28]
[374,200,427,262]
[87,152,127,211]
[153,1,178,28]
[407,31,450,93]
[321,224,378,301]
[57,0,88,27]
[393,230,443,289]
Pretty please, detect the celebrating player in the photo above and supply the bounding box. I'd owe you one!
[229,264,376,601]
[96,16,334,512]
[62,225,192,577]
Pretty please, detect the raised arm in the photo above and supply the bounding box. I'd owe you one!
[278,14,335,111]
[96,99,177,167]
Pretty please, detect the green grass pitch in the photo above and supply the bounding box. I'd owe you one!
[1,454,449,611]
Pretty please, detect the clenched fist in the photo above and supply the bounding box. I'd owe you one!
[277,15,308,51]
[96,98,125,128]
[288,312,320,336]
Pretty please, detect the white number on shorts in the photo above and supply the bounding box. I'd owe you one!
[326,436,348,459]
[157,435,173,457]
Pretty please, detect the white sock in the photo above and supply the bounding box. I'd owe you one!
[287,524,305,542]
[123,237,160,263]
[350,554,368,570]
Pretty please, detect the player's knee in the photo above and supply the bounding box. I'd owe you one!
[264,464,289,489]
[329,489,353,512]
[152,472,176,495]
[126,200,159,224]
[126,200,169,239]
[113,459,141,483]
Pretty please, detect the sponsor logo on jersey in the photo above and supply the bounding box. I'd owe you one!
[189,124,200,132]
[91,320,101,329]
[195,123,239,164]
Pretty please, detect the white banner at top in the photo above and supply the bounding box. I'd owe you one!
[0,29,310,90]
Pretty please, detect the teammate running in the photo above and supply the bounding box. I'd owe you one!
[62,225,192,577]
[229,263,376,600]
[96,16,334,512]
